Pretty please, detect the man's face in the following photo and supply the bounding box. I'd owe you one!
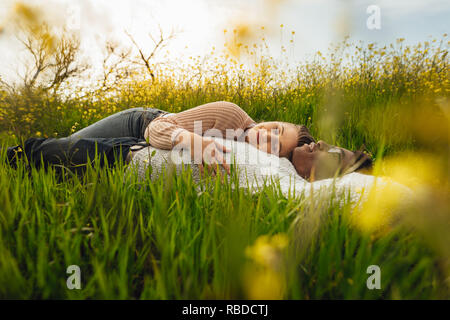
[291,140,356,180]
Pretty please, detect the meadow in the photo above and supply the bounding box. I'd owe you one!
[0,33,449,299]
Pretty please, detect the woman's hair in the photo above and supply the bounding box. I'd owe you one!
[287,124,316,160]
[295,124,316,146]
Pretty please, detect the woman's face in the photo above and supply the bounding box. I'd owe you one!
[246,121,299,157]
[291,140,356,180]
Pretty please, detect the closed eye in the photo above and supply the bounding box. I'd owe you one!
[328,148,344,165]
[339,149,344,164]
[327,147,340,153]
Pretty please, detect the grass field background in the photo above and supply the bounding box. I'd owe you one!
[0,34,449,299]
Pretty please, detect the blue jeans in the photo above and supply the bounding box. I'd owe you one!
[22,107,167,172]
[70,107,166,140]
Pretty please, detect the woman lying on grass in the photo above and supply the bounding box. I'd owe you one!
[5,101,372,181]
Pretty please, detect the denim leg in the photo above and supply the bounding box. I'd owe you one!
[18,107,166,173]
[70,107,166,139]
[70,108,143,139]
[23,137,141,170]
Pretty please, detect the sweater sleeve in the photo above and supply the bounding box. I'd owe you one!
[145,101,256,150]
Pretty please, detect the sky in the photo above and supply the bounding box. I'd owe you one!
[0,0,449,82]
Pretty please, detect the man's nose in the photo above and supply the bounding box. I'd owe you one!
[317,140,328,151]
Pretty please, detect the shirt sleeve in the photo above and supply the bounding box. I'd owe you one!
[145,101,256,149]
[144,119,187,149]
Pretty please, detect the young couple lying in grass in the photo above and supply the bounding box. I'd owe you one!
[6,101,372,183]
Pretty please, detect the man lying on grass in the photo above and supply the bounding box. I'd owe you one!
[126,136,376,201]
[4,101,372,181]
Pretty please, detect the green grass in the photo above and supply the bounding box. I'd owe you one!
[0,38,449,299]
[0,152,447,299]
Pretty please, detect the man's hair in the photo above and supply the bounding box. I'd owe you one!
[342,150,373,175]
[287,123,373,175]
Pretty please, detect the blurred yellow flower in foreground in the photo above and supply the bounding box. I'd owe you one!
[243,267,285,300]
[376,152,445,190]
[353,179,406,233]
[245,233,288,268]
[243,233,288,299]
[353,152,447,234]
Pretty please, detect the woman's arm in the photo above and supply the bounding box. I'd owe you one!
[144,101,255,149]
